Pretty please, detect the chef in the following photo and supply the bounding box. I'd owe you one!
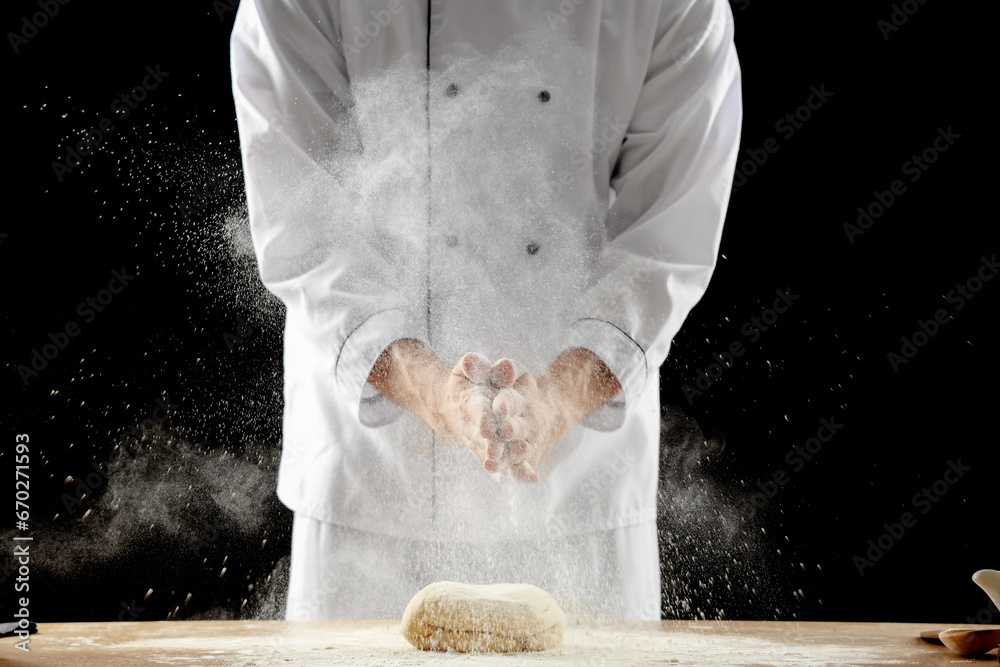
[230,0,742,621]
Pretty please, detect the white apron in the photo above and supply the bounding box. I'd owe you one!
[286,511,662,620]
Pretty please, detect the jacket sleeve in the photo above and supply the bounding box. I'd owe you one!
[230,0,428,427]
[567,0,743,431]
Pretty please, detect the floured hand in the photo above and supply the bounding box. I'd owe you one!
[433,353,518,467]
[366,342,516,463]
[487,372,569,483]
[367,342,619,484]
[447,356,542,482]
[489,348,623,483]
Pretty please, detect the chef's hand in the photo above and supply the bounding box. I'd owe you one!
[433,353,519,466]
[366,340,515,465]
[489,348,622,483]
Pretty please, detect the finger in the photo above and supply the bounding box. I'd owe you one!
[487,456,515,477]
[489,359,516,389]
[499,435,528,464]
[492,387,524,418]
[478,405,506,443]
[464,393,491,427]
[460,353,493,384]
[499,357,530,379]
[494,414,529,443]
[500,416,529,446]
[496,418,514,441]
[480,414,505,463]
[486,437,505,466]
[508,460,539,483]
[513,371,538,394]
[507,438,528,459]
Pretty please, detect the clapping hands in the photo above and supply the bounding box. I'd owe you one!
[368,341,621,484]
[454,352,605,483]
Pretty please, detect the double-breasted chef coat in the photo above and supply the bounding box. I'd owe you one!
[230,0,742,547]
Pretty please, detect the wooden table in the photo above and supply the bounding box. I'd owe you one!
[2,620,997,666]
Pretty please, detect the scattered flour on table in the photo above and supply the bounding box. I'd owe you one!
[94,623,908,666]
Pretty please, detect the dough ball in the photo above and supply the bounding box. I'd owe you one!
[400,581,566,652]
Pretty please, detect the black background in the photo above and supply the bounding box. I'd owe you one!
[3,0,997,625]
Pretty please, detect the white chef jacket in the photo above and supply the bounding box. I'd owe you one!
[230,0,742,543]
